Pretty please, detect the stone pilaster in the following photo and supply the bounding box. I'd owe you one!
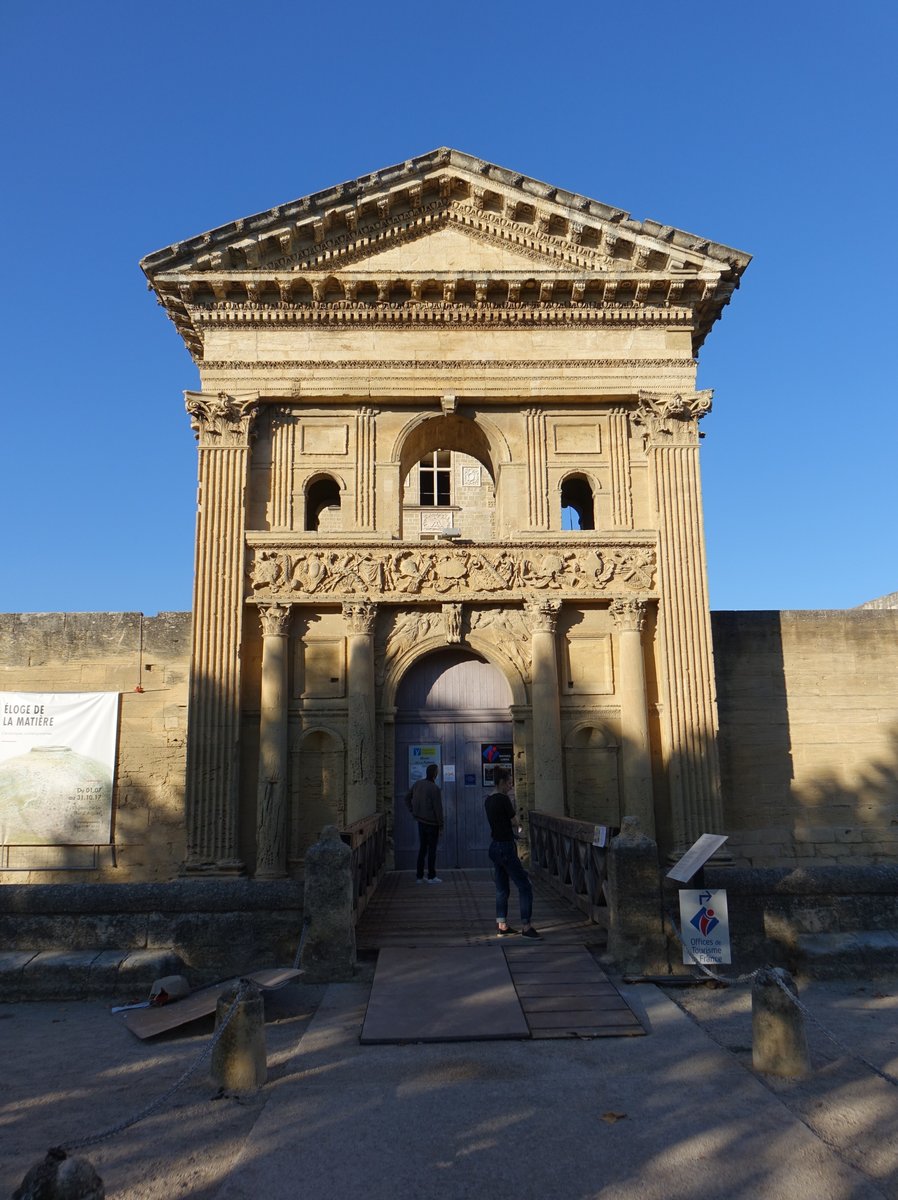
[255,603,291,878]
[355,407,376,529]
[635,391,723,851]
[343,600,378,824]
[524,408,549,529]
[184,391,259,872]
[609,409,634,529]
[269,407,296,531]
[525,598,564,815]
[609,597,654,835]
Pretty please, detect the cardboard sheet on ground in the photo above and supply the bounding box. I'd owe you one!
[121,967,303,1039]
[361,946,530,1043]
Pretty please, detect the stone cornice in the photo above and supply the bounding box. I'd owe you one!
[246,539,658,604]
[142,149,749,362]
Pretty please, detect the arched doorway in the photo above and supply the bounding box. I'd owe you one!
[394,648,513,870]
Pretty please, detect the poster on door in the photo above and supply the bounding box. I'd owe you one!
[408,743,441,786]
[0,692,119,845]
[481,743,513,788]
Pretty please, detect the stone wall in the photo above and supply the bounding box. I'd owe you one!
[2,607,896,883]
[714,610,898,868]
[0,612,191,883]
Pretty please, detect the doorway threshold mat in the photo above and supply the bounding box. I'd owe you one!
[360,946,530,1043]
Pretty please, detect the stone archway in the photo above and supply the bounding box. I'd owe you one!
[393,647,514,870]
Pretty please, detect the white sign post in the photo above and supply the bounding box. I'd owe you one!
[677,888,731,965]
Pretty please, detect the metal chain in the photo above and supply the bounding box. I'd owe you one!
[664,908,898,1089]
[63,987,245,1152]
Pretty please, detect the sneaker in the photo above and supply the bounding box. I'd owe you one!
[426,876,443,884]
[496,925,519,937]
[520,927,541,939]
[415,878,425,884]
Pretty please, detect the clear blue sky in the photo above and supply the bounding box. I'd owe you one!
[1,1,895,615]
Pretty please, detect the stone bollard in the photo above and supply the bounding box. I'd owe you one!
[13,1147,104,1199]
[752,967,811,1078]
[300,824,356,983]
[211,979,267,1092]
[606,816,669,976]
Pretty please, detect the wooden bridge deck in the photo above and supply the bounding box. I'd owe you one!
[356,870,643,1040]
[355,868,605,950]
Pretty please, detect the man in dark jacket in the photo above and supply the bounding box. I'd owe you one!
[405,762,444,883]
[484,766,539,937]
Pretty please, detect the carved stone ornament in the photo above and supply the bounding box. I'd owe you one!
[633,390,713,446]
[524,598,562,635]
[468,608,533,678]
[186,392,259,446]
[442,603,462,644]
[258,602,292,637]
[342,600,378,635]
[248,543,657,602]
[609,597,647,633]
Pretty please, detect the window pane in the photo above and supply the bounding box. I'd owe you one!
[436,471,451,506]
[420,473,435,505]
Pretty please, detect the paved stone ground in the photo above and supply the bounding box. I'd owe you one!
[3,969,898,1199]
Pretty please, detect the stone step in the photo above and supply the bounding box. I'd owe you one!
[795,932,898,979]
[0,949,185,1002]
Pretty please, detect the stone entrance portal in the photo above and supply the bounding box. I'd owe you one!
[140,147,750,875]
[394,649,513,870]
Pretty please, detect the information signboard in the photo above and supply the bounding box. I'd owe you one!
[678,888,731,965]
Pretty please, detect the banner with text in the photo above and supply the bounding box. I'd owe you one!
[0,692,119,845]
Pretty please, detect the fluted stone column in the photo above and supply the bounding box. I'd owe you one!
[255,603,291,878]
[343,600,378,824]
[183,391,259,873]
[525,599,564,815]
[609,597,654,836]
[635,391,724,851]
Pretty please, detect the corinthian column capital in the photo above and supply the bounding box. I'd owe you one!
[342,600,378,635]
[634,390,712,446]
[609,597,648,633]
[186,391,260,446]
[524,598,561,635]
[258,602,292,637]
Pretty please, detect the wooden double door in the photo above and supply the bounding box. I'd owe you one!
[393,650,514,871]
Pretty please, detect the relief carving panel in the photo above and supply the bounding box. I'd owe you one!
[248,542,656,602]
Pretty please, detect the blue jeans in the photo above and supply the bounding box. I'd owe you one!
[489,839,533,925]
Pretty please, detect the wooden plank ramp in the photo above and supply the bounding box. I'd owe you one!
[355,870,643,1040]
[503,944,644,1039]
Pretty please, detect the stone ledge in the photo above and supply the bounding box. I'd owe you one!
[0,948,184,1002]
[795,932,898,980]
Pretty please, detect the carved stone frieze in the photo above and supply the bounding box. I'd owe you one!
[247,543,657,602]
[375,609,445,685]
[203,357,691,372]
[634,390,713,446]
[185,392,259,446]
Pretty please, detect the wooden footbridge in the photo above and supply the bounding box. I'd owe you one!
[343,815,645,1042]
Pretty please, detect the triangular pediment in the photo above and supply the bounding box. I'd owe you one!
[329,221,582,274]
[142,148,750,358]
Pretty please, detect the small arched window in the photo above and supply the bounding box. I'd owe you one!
[561,474,595,530]
[305,476,341,532]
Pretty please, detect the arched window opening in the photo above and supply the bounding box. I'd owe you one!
[305,476,341,531]
[561,475,595,530]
